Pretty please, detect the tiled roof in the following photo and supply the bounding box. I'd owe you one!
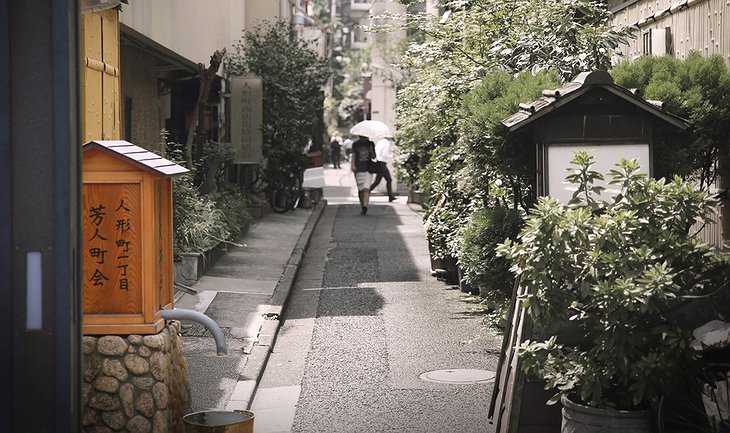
[84,140,189,176]
[502,70,688,131]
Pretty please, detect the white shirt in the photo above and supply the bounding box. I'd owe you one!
[374,138,393,163]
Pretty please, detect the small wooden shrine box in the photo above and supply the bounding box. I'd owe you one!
[82,140,188,335]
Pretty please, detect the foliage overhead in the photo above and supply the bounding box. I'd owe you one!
[387,0,631,196]
[224,21,330,192]
[499,151,730,410]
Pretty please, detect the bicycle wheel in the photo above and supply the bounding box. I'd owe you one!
[270,188,292,213]
[290,174,303,210]
[656,363,730,433]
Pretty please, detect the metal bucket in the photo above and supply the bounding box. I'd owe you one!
[183,410,254,433]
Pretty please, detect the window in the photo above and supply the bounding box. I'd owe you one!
[642,30,652,55]
[643,28,671,56]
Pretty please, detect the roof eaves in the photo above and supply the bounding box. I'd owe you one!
[84,140,189,177]
[503,83,591,132]
[503,71,689,132]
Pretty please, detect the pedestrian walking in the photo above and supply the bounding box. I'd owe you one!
[351,135,376,215]
[330,135,342,168]
[370,136,396,202]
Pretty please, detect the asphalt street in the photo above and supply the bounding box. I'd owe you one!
[251,167,503,433]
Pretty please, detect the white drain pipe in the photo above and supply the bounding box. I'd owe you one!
[161,308,227,356]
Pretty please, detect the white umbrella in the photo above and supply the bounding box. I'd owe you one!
[350,120,394,140]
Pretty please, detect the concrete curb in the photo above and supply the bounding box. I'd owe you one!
[226,199,327,411]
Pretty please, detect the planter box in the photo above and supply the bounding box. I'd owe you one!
[173,242,228,286]
[250,201,271,220]
[407,189,429,208]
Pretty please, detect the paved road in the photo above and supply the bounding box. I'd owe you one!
[252,167,502,433]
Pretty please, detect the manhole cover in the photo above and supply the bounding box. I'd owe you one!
[419,369,496,384]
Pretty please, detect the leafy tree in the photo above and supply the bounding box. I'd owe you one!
[224,21,330,193]
[387,0,631,195]
[460,70,563,210]
[329,48,370,130]
[611,52,730,189]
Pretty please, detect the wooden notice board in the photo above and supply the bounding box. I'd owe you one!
[82,140,187,335]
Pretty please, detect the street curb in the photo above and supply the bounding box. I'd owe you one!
[229,199,327,411]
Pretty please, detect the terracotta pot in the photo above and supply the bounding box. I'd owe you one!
[561,395,652,433]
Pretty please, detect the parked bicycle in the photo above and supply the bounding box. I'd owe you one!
[269,154,307,213]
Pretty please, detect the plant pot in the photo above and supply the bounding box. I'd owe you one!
[175,253,204,285]
[428,240,445,277]
[457,265,479,295]
[442,255,460,286]
[561,395,652,433]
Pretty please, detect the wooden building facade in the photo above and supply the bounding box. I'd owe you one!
[610,0,730,247]
[610,0,730,65]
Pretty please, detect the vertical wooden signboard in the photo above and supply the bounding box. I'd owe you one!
[82,140,187,335]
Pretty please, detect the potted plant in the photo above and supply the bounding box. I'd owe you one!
[424,194,465,285]
[497,152,730,430]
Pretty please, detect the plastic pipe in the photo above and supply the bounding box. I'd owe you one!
[161,308,227,355]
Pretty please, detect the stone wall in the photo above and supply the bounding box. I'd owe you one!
[82,321,192,433]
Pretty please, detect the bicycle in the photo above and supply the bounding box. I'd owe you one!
[655,321,730,433]
[269,155,306,213]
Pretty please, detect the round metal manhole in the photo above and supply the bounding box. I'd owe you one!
[419,369,496,385]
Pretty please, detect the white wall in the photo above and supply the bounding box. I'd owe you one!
[368,0,405,132]
[121,0,292,69]
[546,144,651,205]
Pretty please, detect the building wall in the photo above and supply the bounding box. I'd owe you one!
[368,1,405,130]
[121,0,294,68]
[245,0,291,30]
[121,45,164,153]
[120,0,246,67]
[611,0,730,65]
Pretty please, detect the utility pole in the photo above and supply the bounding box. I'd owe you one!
[0,1,82,432]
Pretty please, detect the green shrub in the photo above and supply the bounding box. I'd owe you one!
[498,151,730,410]
[611,52,730,189]
[172,173,230,257]
[212,188,255,242]
[424,194,473,260]
[458,207,522,304]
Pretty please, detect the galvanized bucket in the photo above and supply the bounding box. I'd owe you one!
[183,410,254,433]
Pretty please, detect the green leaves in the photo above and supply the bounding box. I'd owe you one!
[508,153,730,410]
[566,151,605,210]
[392,0,629,198]
[611,52,730,189]
[224,21,330,194]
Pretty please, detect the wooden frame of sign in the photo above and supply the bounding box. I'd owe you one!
[82,140,187,335]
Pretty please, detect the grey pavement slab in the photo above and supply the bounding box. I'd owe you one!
[176,203,323,413]
[191,275,278,295]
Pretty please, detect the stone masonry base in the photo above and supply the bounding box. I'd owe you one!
[82,321,192,433]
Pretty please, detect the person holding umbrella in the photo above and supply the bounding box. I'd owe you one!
[350,135,376,215]
[369,135,396,202]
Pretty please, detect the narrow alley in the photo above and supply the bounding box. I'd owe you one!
[248,167,502,433]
